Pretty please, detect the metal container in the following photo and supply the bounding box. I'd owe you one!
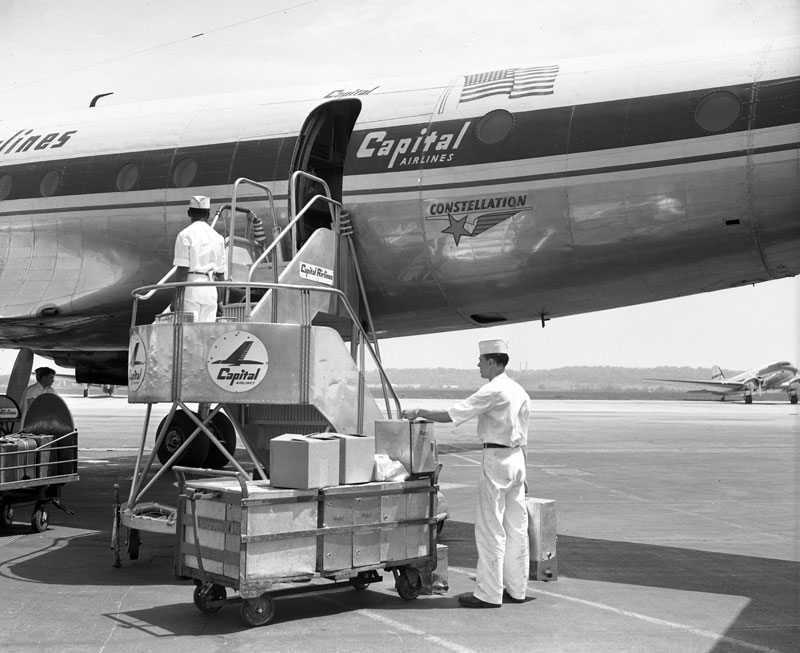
[374,420,438,475]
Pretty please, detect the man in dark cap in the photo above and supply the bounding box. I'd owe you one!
[22,366,57,419]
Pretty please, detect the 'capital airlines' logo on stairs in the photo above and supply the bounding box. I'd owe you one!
[207,331,269,392]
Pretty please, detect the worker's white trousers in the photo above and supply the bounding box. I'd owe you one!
[474,447,529,604]
[183,285,217,323]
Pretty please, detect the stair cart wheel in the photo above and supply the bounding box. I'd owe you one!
[155,409,210,467]
[127,528,140,560]
[240,594,275,627]
[30,504,48,533]
[0,502,13,529]
[395,567,422,600]
[193,583,227,613]
[202,412,237,470]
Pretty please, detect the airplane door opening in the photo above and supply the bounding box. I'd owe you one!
[290,100,361,249]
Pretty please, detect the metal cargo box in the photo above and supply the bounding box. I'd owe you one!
[319,478,436,571]
[374,420,438,475]
[527,497,557,581]
[177,478,320,593]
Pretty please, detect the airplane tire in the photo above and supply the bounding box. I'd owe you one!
[202,413,237,469]
[744,395,753,404]
[791,395,798,404]
[156,410,210,467]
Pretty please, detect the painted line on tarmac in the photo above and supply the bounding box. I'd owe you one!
[448,566,785,653]
[355,608,477,653]
[444,453,481,466]
[527,586,784,653]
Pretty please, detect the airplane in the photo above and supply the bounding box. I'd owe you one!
[646,361,800,404]
[0,35,798,405]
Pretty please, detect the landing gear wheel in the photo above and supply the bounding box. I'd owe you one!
[193,584,227,613]
[395,567,422,600]
[437,519,445,536]
[349,572,372,590]
[202,412,237,469]
[240,594,275,627]
[791,395,798,405]
[0,502,13,529]
[127,528,140,560]
[155,410,210,467]
[744,395,753,404]
[30,505,48,533]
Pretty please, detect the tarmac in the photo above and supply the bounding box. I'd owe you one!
[0,396,797,652]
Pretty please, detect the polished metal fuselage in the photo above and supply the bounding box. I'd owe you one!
[0,38,797,379]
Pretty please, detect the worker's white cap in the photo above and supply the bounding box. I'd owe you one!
[188,195,210,210]
[479,339,508,355]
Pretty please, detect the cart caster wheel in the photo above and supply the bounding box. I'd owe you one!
[30,507,48,533]
[193,584,227,613]
[0,503,13,529]
[349,572,372,590]
[396,568,422,600]
[240,594,275,627]
[127,528,140,560]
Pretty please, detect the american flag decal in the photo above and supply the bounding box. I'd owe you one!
[459,65,559,103]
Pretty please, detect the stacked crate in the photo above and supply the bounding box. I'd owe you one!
[177,479,320,592]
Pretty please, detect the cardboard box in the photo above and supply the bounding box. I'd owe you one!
[330,433,375,485]
[374,420,438,475]
[270,433,340,489]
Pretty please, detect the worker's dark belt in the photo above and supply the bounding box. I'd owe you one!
[483,443,516,449]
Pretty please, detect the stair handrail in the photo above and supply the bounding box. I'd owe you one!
[130,280,402,418]
[229,178,277,288]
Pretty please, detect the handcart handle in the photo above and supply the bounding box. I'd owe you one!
[172,466,250,498]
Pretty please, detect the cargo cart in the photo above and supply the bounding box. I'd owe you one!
[173,467,439,627]
[0,394,79,532]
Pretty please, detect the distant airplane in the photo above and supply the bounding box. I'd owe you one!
[646,361,799,404]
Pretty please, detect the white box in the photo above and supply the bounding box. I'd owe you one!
[270,433,340,489]
[330,433,375,484]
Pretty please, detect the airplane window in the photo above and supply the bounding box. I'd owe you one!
[40,169,61,197]
[172,157,197,188]
[476,109,514,145]
[116,162,140,191]
[0,175,11,200]
[695,91,741,132]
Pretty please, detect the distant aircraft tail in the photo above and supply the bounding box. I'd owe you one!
[711,365,726,381]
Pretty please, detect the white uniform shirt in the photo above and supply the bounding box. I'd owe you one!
[173,221,227,275]
[447,372,530,447]
[22,382,55,417]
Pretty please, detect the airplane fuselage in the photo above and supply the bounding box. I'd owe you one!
[0,39,798,383]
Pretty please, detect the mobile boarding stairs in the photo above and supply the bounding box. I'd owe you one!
[115,174,405,561]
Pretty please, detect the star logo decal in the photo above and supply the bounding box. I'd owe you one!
[441,213,472,246]
[438,210,520,245]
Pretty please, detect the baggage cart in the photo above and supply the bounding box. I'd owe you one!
[0,394,79,532]
[173,467,439,627]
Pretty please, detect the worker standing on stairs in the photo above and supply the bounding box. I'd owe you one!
[172,196,227,322]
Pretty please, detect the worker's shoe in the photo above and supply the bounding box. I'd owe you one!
[502,590,526,603]
[458,593,501,608]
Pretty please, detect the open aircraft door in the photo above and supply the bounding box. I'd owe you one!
[288,100,362,252]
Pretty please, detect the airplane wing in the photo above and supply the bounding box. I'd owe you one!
[644,378,745,395]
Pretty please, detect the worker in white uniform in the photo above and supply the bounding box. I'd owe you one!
[402,339,530,608]
[172,196,227,322]
[21,366,57,421]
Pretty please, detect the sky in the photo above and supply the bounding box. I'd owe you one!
[0,0,798,371]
